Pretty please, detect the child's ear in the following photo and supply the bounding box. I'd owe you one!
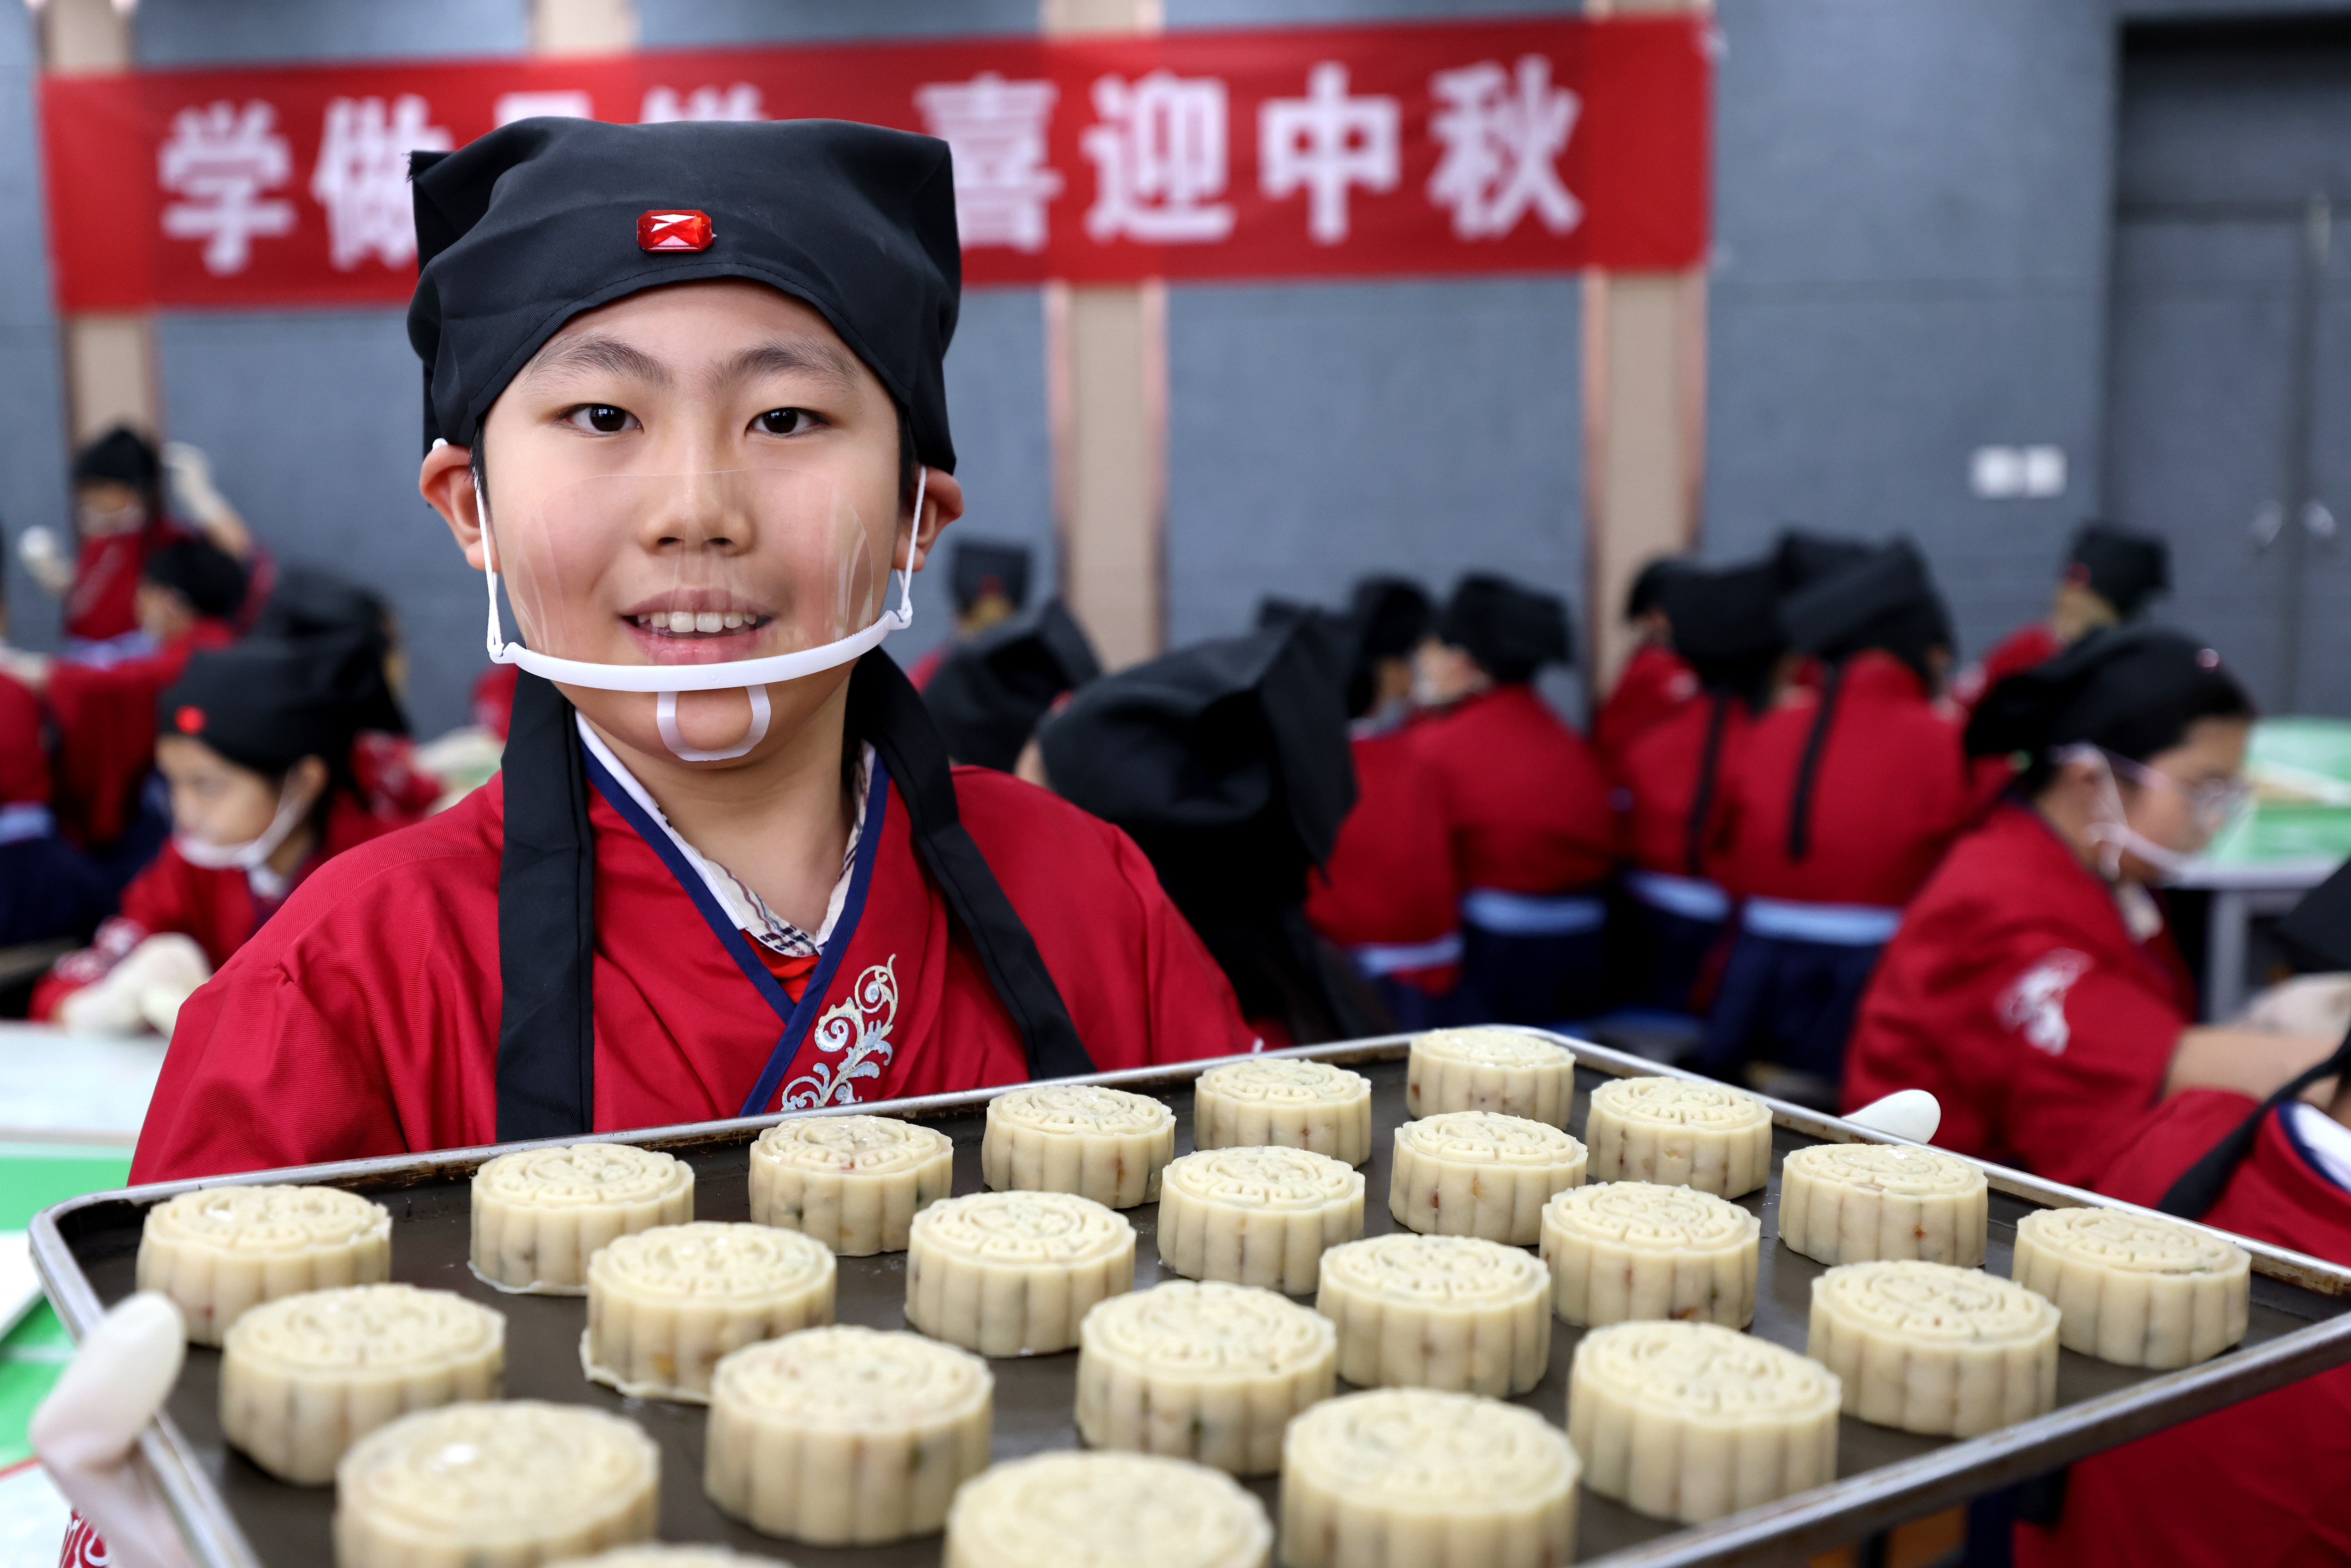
[418,443,487,568]
[904,467,964,575]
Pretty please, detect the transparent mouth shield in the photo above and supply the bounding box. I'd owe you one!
[479,465,919,759]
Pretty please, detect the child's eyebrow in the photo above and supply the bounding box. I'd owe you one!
[718,338,862,397]
[519,333,671,388]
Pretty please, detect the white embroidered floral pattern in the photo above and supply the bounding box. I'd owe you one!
[1998,950,2092,1057]
[780,957,900,1111]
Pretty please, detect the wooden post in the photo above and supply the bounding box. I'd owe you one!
[1041,0,1167,670]
[530,0,636,56]
[1583,0,1710,695]
[45,0,158,445]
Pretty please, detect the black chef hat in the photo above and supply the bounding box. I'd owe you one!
[1039,615,1365,1041]
[158,636,374,780]
[1436,574,1574,685]
[409,118,961,468]
[1351,576,1434,664]
[73,425,159,489]
[949,540,1031,617]
[1663,561,1785,699]
[1778,540,1951,679]
[1041,616,1355,906]
[250,567,409,735]
[1964,624,2248,761]
[922,598,1101,772]
[1625,556,1695,622]
[141,538,248,621]
[2068,521,2170,619]
[1772,528,1872,595]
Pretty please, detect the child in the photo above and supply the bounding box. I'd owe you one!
[1304,577,1461,1027]
[1954,520,2169,708]
[1591,556,1696,771]
[133,118,1251,1181]
[34,638,394,1034]
[1846,626,2335,1187]
[1411,574,1616,1024]
[1700,543,1975,1089]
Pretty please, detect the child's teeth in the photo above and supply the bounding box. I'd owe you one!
[695,611,724,634]
[634,615,651,628]
[668,611,695,633]
[723,613,743,630]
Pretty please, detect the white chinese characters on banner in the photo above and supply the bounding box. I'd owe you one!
[1259,63,1398,245]
[912,72,1064,253]
[312,95,453,271]
[1081,71,1233,244]
[641,83,765,124]
[1428,55,1581,241]
[158,100,296,276]
[494,90,594,126]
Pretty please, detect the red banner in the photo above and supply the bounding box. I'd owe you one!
[39,16,1708,313]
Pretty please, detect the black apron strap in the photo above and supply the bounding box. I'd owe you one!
[1684,691,1733,879]
[2157,1024,2351,1219]
[495,670,598,1140]
[1784,662,1844,862]
[847,650,1097,1081]
[494,654,1096,1139]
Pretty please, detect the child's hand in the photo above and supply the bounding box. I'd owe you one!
[162,442,230,528]
[16,525,71,595]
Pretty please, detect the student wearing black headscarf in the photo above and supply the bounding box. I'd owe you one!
[1614,559,1789,1012]
[32,638,396,1034]
[919,597,1098,772]
[1698,542,1977,1091]
[1042,611,1374,1046]
[1845,625,2337,1190]
[252,567,443,825]
[1592,555,1697,771]
[1410,573,1615,1024]
[1302,577,1461,1027]
[1955,520,2170,710]
[133,117,1251,1184]
[906,538,1033,691]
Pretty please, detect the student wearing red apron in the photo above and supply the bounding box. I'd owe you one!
[4,538,246,871]
[1616,560,1788,1014]
[1952,521,2169,710]
[133,118,1251,1183]
[2010,859,2351,1568]
[1411,575,1615,1025]
[1700,542,1973,1088]
[34,638,395,1032]
[1845,626,2337,1189]
[1304,577,1460,1028]
[1593,557,1696,773]
[0,669,109,950]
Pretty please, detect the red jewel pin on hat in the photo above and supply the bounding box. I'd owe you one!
[174,705,205,734]
[638,209,713,252]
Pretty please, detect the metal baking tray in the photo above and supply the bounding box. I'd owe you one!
[32,1032,2351,1568]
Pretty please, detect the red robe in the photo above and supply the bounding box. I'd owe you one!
[1408,686,1616,896]
[0,673,48,806]
[2016,1090,2351,1568]
[1305,727,1460,989]
[131,764,1255,1182]
[44,619,236,850]
[1617,695,1752,878]
[1843,803,2196,1189]
[63,530,158,644]
[348,731,442,827]
[1951,622,2061,712]
[1712,653,1975,906]
[32,797,396,1020]
[472,662,521,741]
[1593,642,1696,772]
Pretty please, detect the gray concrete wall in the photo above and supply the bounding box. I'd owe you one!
[0,10,73,656]
[1702,0,2120,668]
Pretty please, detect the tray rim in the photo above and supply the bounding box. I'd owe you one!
[32,1030,2351,1568]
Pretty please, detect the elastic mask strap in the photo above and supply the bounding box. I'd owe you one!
[2065,743,2195,883]
[656,686,773,763]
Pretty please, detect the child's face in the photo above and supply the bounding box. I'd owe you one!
[157,735,283,847]
[77,481,146,539]
[454,279,947,761]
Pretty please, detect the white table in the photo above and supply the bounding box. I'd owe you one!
[2174,856,2341,1020]
[0,1022,164,1147]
